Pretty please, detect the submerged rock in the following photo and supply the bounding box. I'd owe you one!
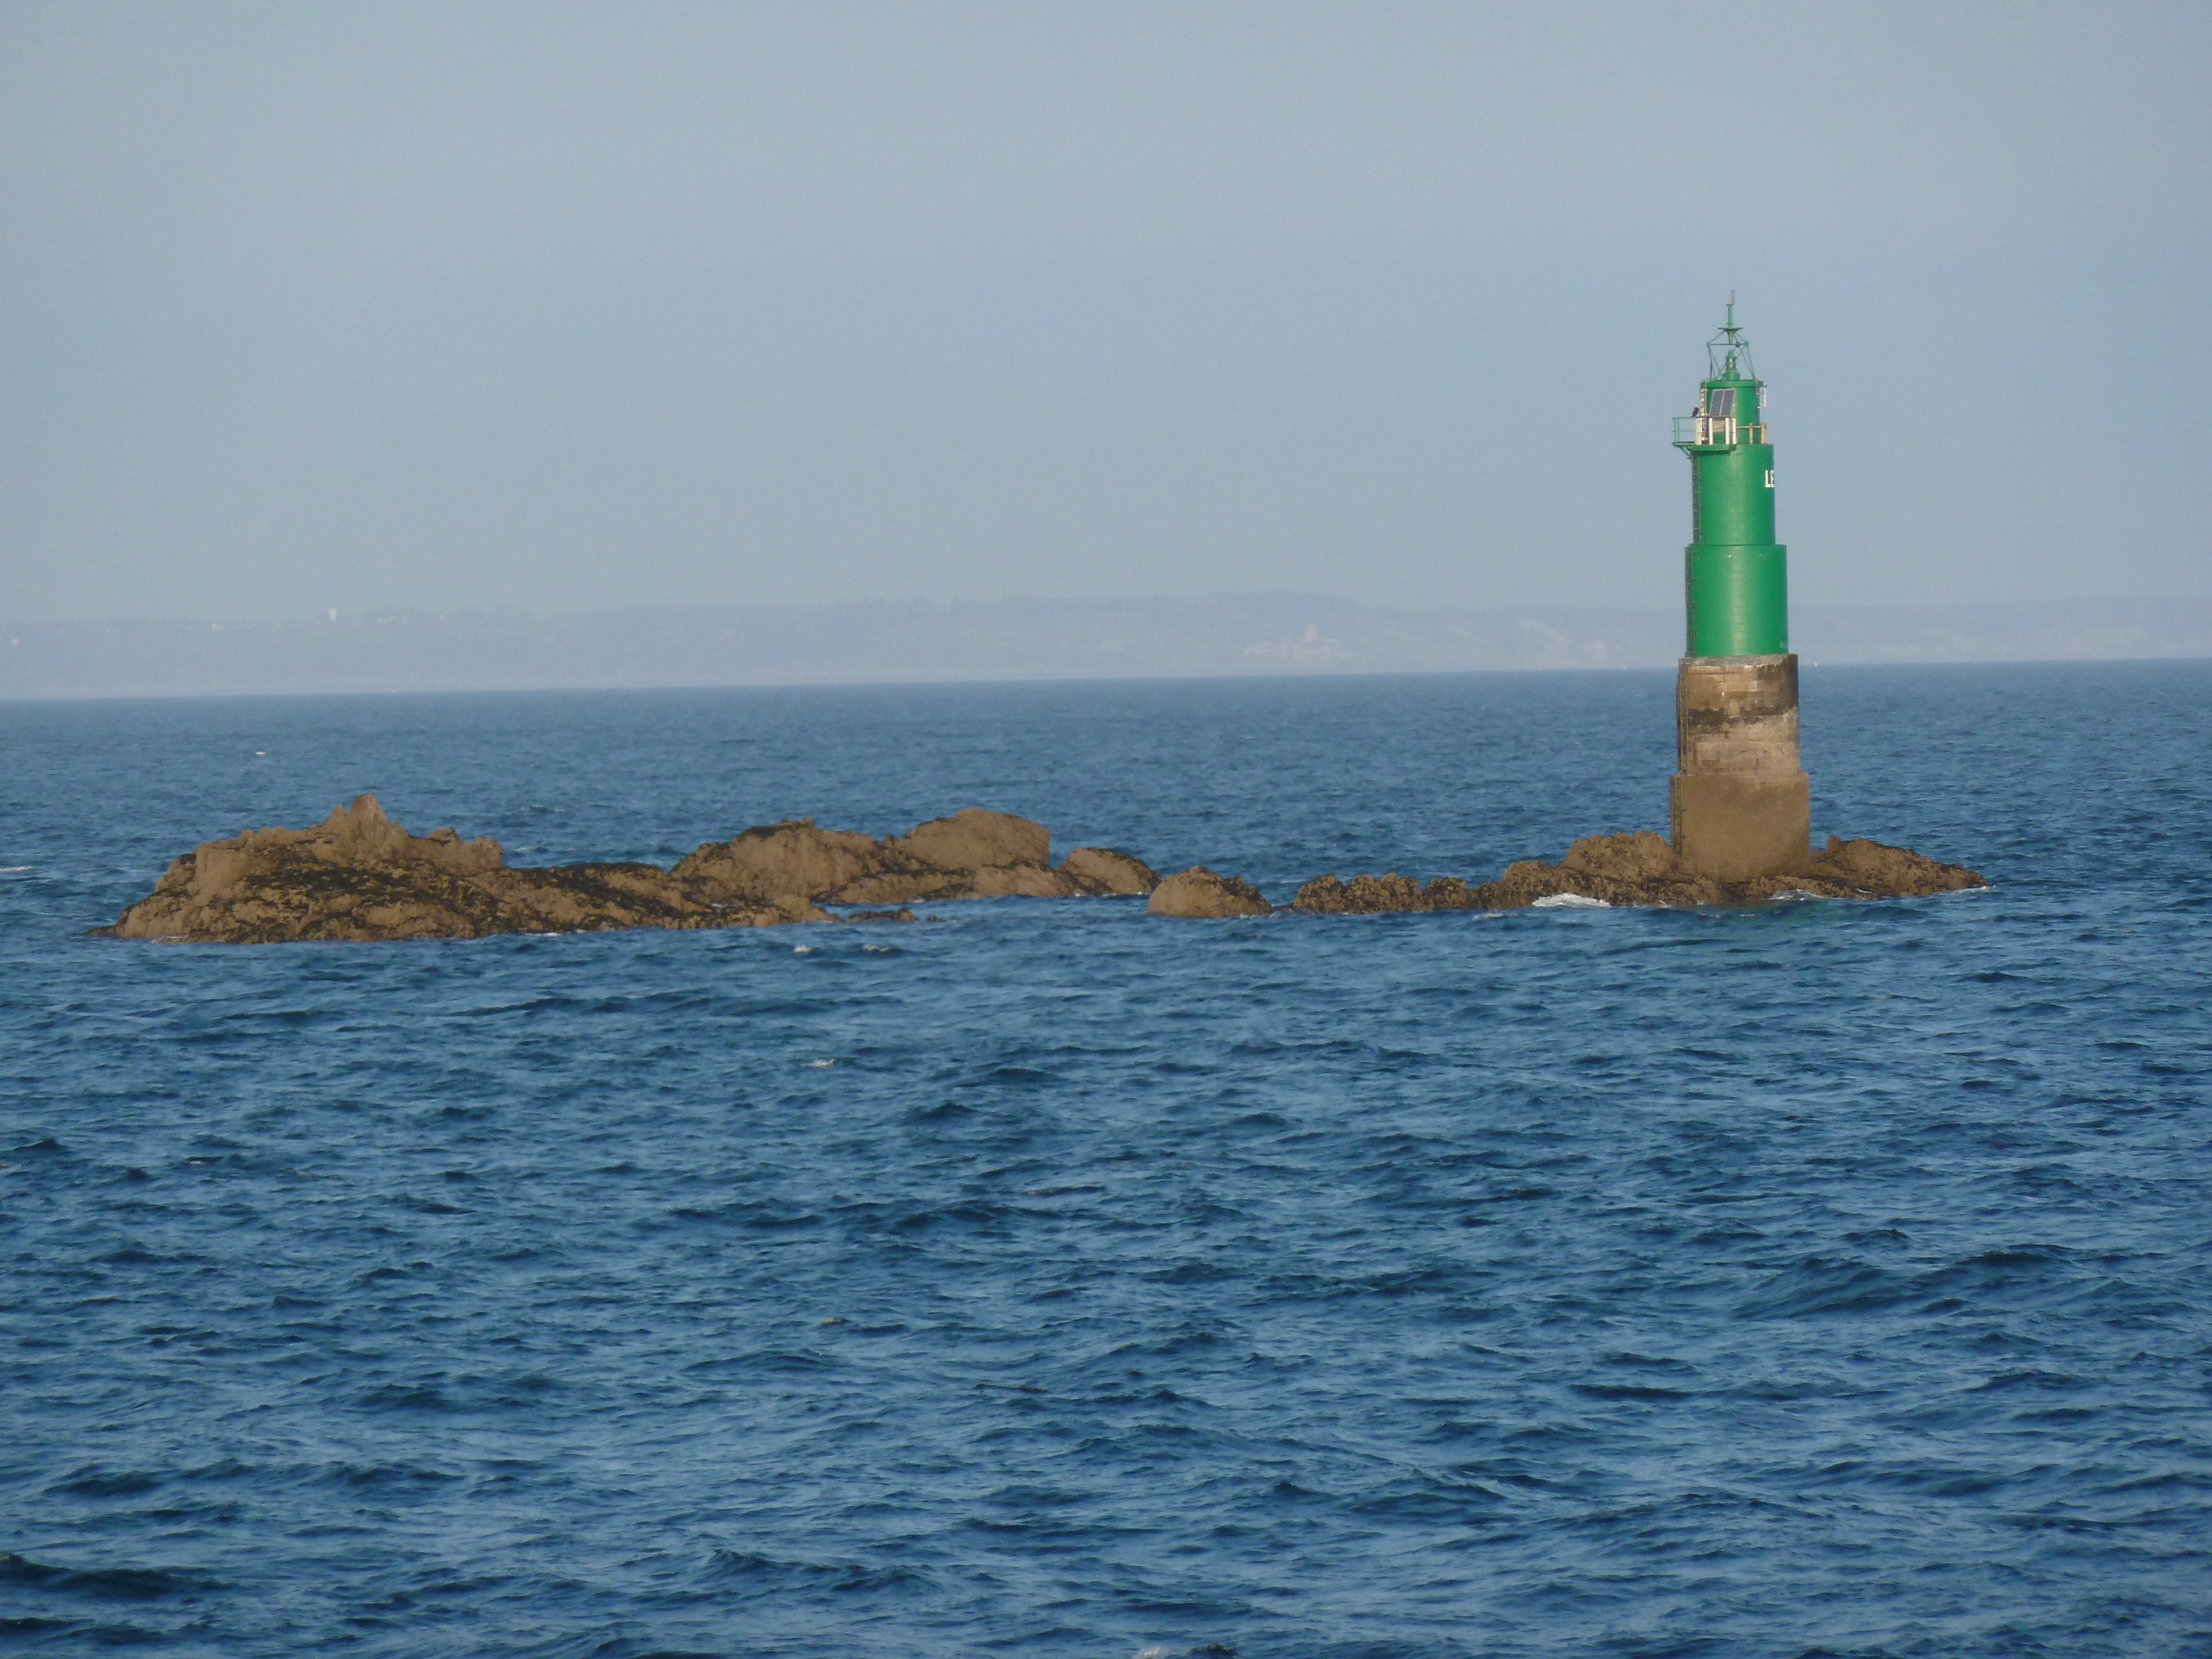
[103,796,1156,944]
[1292,832,1986,915]
[1147,867,1273,918]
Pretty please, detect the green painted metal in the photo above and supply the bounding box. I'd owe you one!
[1672,300,1787,656]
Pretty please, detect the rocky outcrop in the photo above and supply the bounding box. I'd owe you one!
[103,794,1979,943]
[1056,846,1160,896]
[1795,836,1988,898]
[1146,867,1274,918]
[102,795,828,943]
[1292,832,1986,915]
[671,808,1157,906]
[104,797,1157,944]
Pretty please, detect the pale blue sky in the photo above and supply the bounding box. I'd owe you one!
[3,2,2205,623]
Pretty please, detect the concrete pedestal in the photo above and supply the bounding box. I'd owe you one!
[1670,653,1810,879]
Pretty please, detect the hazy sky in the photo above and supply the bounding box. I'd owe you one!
[3,2,2205,624]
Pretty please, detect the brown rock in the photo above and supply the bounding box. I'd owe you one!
[676,807,1089,906]
[1794,836,1989,899]
[671,818,885,906]
[1472,857,1651,907]
[962,863,1079,899]
[822,868,983,904]
[1293,872,1495,914]
[102,793,813,943]
[1290,830,1985,916]
[103,799,1147,943]
[1146,867,1272,918]
[301,792,505,873]
[1417,877,1484,910]
[890,808,1050,872]
[1560,830,1682,883]
[1292,872,1418,914]
[1056,847,1159,896]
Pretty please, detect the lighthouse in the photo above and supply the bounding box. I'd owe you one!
[1668,302,1810,878]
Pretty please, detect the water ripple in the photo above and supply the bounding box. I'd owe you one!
[2,665,2209,1656]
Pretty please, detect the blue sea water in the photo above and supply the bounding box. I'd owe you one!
[2,662,2209,1658]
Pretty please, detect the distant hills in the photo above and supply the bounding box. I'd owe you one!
[4,594,2207,700]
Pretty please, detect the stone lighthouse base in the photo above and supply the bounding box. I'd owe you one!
[1671,770,1811,881]
[1670,653,1812,880]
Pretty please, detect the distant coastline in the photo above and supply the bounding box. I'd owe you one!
[4,593,2208,701]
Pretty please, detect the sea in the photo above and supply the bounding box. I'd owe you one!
[2,662,2208,1658]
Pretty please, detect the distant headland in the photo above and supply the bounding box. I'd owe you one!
[10,593,2209,701]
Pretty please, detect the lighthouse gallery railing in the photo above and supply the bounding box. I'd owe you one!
[1672,415,1769,448]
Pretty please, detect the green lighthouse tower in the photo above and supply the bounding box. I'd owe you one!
[1667,301,1810,878]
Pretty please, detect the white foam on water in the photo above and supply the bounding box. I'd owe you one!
[1531,893,1609,909]
[0,866,33,874]
[807,1058,836,1068]
[792,945,817,954]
